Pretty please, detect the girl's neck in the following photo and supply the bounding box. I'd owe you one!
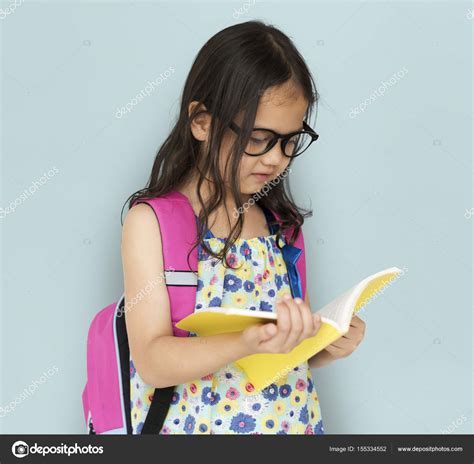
[178,177,253,217]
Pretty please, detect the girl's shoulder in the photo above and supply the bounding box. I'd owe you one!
[122,203,164,255]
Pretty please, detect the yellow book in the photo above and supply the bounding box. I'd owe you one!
[176,267,404,390]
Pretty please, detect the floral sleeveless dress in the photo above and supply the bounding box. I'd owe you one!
[129,215,324,435]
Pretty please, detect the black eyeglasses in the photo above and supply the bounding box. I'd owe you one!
[229,120,319,158]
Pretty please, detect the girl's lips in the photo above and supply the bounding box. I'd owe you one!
[252,173,270,182]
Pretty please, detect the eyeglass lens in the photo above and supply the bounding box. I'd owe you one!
[246,130,313,157]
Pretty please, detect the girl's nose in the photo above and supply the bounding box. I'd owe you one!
[260,142,286,166]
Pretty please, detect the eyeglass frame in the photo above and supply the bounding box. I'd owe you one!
[228,120,319,158]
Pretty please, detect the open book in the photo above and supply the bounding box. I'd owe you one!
[176,267,404,390]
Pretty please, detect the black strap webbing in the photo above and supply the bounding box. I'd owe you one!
[141,386,175,434]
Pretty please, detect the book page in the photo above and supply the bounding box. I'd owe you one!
[315,285,357,332]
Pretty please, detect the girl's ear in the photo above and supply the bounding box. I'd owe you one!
[188,101,212,142]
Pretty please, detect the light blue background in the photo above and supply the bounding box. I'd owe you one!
[1,0,472,434]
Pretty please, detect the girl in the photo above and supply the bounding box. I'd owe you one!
[121,20,365,435]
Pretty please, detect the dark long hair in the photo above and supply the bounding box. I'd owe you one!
[122,20,319,270]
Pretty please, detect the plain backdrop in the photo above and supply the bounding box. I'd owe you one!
[1,0,472,434]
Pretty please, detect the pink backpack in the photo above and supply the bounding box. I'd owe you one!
[82,190,307,434]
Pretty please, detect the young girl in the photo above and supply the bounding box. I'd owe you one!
[121,20,366,435]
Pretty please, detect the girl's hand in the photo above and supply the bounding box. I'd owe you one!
[241,294,322,355]
[323,315,366,360]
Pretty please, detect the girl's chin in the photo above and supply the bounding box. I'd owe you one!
[239,184,264,196]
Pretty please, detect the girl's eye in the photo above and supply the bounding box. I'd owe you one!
[250,137,267,144]
[249,131,272,144]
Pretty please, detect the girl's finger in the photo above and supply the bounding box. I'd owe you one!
[281,296,303,352]
[312,312,321,335]
[265,299,291,351]
[324,344,347,358]
[295,298,314,343]
[260,322,277,341]
[330,337,356,351]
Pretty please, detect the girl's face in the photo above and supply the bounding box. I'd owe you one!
[231,81,309,196]
[189,79,309,199]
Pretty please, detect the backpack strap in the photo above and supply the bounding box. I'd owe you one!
[131,191,198,337]
[265,207,307,301]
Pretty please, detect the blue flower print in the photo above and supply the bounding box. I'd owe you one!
[184,414,196,434]
[283,274,289,285]
[210,391,221,406]
[201,387,213,405]
[260,300,272,312]
[275,274,283,290]
[136,421,144,434]
[130,360,136,378]
[224,274,242,292]
[279,384,292,398]
[314,419,324,435]
[265,418,276,430]
[299,405,309,424]
[307,377,314,393]
[197,279,204,291]
[243,280,255,293]
[262,383,278,401]
[170,392,180,404]
[277,430,287,435]
[230,413,256,433]
[209,296,222,307]
[268,289,275,298]
[239,242,253,260]
[201,387,221,405]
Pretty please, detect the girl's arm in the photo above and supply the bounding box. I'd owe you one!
[306,293,366,368]
[122,204,254,388]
